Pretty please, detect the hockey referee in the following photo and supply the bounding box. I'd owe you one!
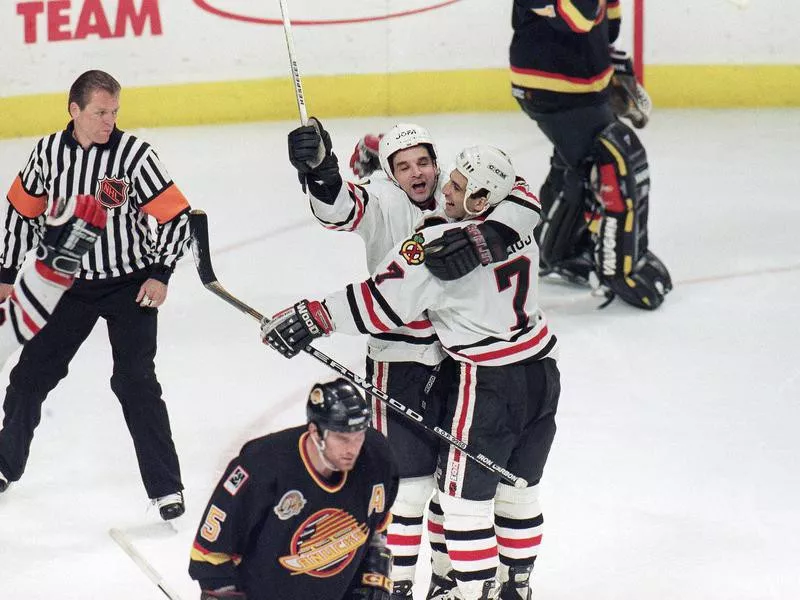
[0,70,189,520]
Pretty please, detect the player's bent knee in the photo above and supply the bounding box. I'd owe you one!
[495,482,541,519]
[436,492,493,525]
[392,475,436,517]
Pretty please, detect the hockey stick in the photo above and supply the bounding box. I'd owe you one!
[189,210,528,489]
[109,528,184,600]
[278,0,308,125]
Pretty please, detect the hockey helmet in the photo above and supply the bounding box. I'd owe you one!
[453,145,515,209]
[306,378,371,434]
[379,123,438,184]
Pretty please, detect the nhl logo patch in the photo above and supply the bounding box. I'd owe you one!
[95,176,129,208]
[273,489,307,520]
[399,233,425,266]
[223,465,250,496]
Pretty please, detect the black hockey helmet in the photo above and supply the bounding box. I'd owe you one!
[306,378,371,435]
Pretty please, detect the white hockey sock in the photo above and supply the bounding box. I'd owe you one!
[494,483,543,586]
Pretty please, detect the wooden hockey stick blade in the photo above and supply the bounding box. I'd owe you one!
[190,210,264,321]
[188,210,528,488]
[109,528,183,600]
[188,209,218,286]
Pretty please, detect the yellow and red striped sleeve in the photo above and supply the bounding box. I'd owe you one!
[556,0,605,33]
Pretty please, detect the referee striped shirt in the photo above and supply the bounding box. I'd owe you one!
[1,122,191,284]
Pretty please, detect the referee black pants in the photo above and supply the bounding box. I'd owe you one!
[0,271,182,498]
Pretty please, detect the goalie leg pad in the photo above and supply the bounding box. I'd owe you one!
[536,155,593,281]
[591,121,670,309]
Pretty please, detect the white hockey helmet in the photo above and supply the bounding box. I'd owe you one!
[379,123,438,184]
[453,145,515,211]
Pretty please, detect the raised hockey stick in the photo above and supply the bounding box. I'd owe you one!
[278,0,308,125]
[189,209,528,489]
[109,528,184,600]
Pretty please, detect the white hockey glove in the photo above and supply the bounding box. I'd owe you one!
[609,47,651,129]
[261,300,334,358]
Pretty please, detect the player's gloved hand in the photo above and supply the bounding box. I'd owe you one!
[36,194,107,278]
[348,134,383,178]
[288,117,342,190]
[609,47,651,129]
[261,300,334,358]
[200,586,247,599]
[350,581,391,600]
[349,538,392,600]
[424,223,508,281]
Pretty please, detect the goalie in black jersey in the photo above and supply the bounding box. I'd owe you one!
[189,378,399,600]
[510,0,671,309]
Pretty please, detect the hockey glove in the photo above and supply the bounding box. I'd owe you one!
[609,47,651,129]
[261,300,334,358]
[424,223,510,281]
[36,195,107,277]
[288,117,342,196]
[200,586,247,599]
[349,534,392,600]
[348,134,383,178]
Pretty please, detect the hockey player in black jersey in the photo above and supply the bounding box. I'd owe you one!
[189,378,399,600]
[510,0,671,309]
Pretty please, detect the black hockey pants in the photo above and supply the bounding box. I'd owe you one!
[0,271,182,498]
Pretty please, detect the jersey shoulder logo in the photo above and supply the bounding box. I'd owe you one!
[96,176,129,208]
[223,465,250,496]
[399,233,425,266]
[279,508,369,577]
[273,489,307,520]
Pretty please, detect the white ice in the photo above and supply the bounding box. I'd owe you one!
[0,109,798,599]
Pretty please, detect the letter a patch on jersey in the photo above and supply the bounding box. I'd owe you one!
[223,465,250,496]
[367,484,386,516]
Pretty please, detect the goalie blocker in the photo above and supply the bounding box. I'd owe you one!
[590,121,672,309]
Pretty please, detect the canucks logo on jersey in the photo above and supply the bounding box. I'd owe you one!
[279,508,369,577]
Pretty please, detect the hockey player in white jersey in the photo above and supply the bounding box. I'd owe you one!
[0,194,107,492]
[265,146,560,600]
[288,121,543,599]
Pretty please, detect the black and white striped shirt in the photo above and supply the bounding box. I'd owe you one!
[1,122,190,284]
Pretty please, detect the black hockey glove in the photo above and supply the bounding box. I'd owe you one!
[349,535,392,600]
[261,299,334,358]
[288,117,342,199]
[348,134,383,178]
[36,194,107,277]
[424,223,510,281]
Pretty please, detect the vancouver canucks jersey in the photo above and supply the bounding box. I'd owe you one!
[189,426,398,600]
